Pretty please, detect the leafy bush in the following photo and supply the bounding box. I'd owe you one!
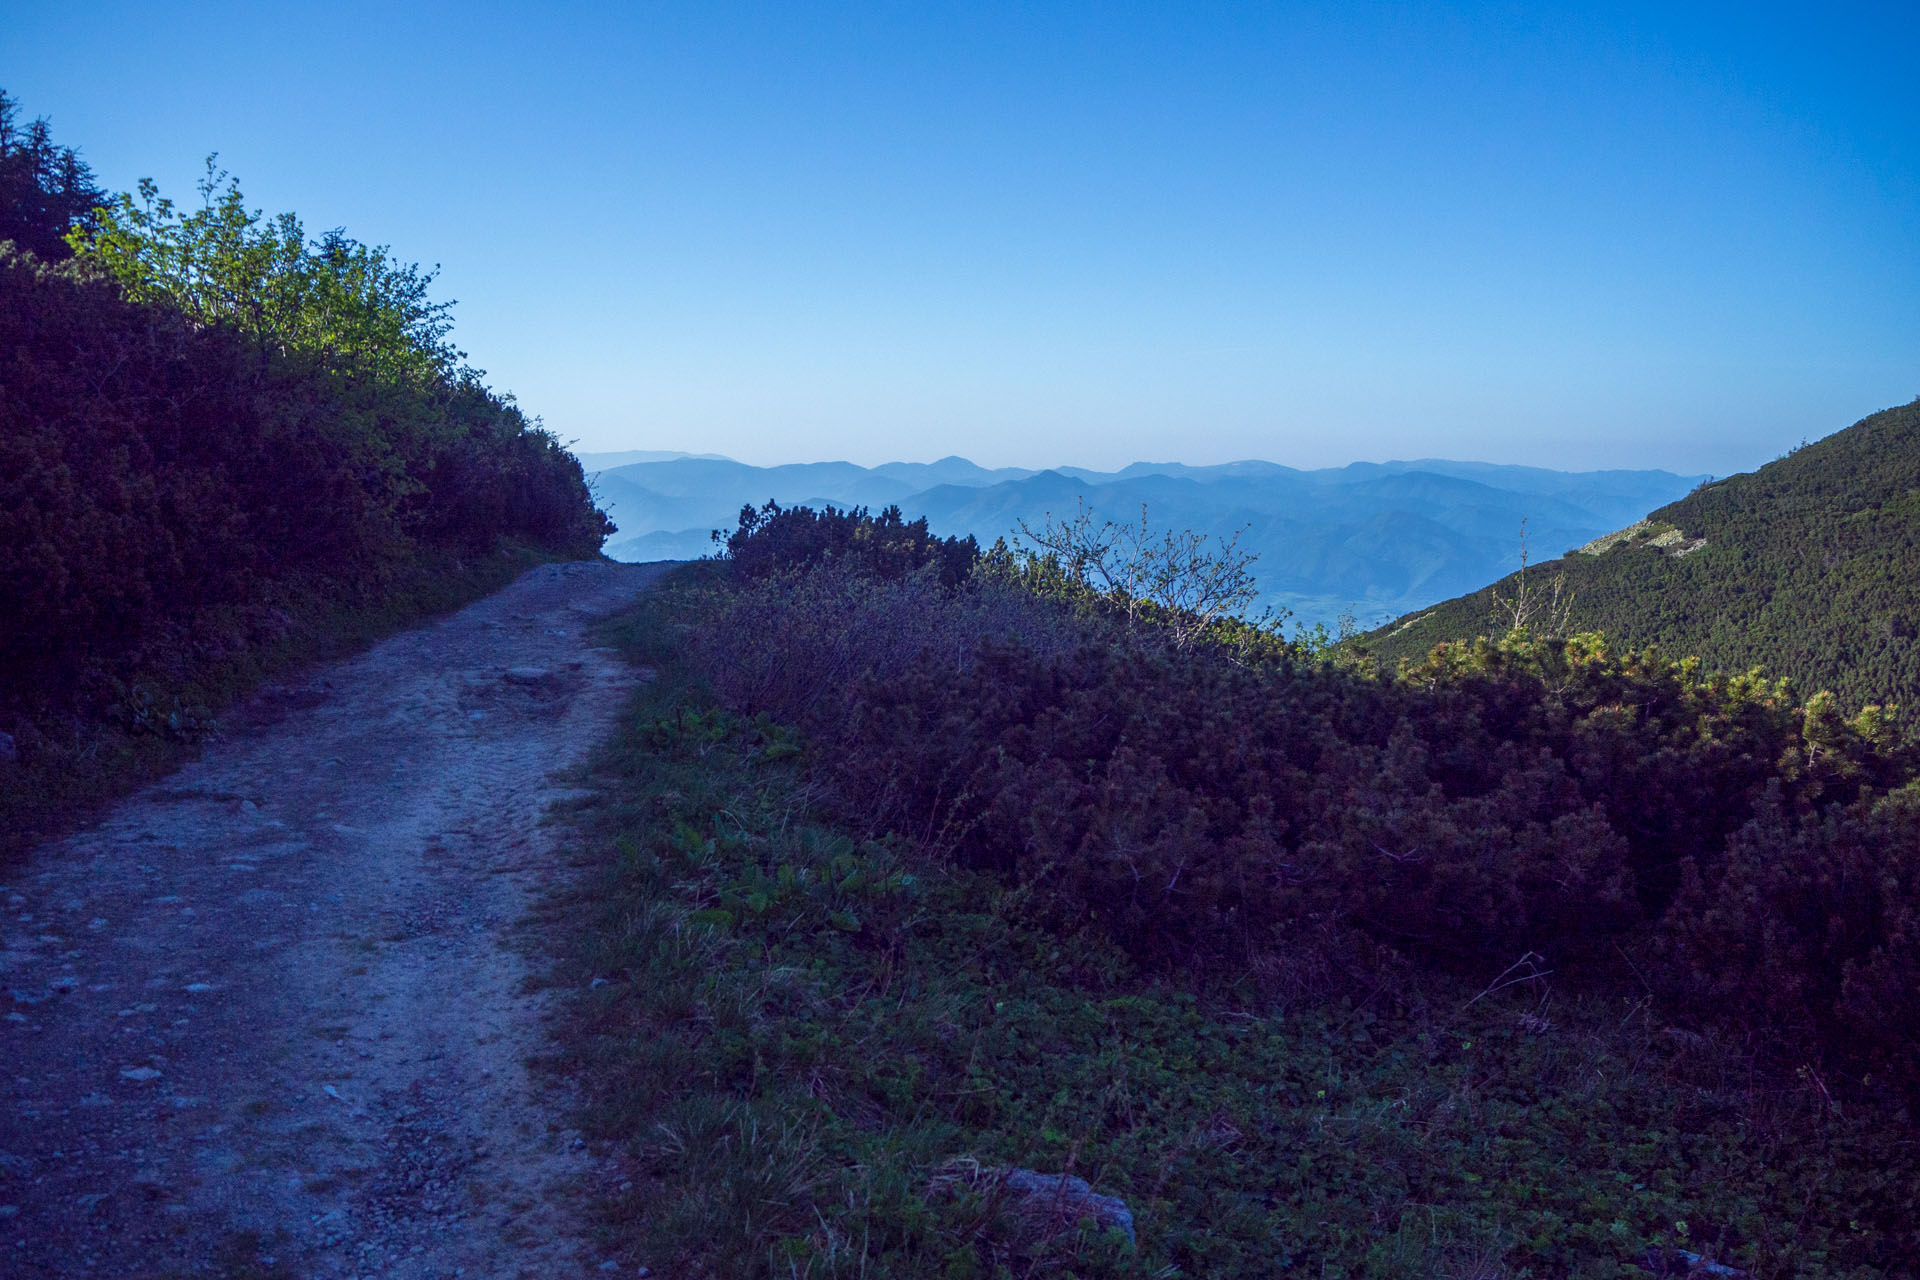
[1661,779,1920,1080]
[1,246,605,730]
[2,138,611,785]
[558,577,1920,1278]
[69,160,461,385]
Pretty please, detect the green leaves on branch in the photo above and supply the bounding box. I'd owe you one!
[67,159,460,384]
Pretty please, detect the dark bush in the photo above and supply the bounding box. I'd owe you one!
[0,88,102,261]
[688,503,1920,1092]
[0,248,608,730]
[722,500,979,586]
[1660,779,1920,1082]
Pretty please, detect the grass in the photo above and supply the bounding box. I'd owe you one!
[1,540,568,865]
[544,574,1920,1279]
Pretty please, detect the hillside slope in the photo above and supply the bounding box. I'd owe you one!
[1366,400,1920,708]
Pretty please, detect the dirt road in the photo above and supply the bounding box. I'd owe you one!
[0,559,669,1278]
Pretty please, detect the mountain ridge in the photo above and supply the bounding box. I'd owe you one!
[584,451,1703,628]
[1363,400,1920,707]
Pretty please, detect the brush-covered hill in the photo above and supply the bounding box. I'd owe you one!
[1366,400,1920,708]
[562,506,1920,1276]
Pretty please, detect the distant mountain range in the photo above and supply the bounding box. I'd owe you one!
[1364,401,1920,707]
[579,451,1704,629]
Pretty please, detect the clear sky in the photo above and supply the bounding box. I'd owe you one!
[5,2,1915,474]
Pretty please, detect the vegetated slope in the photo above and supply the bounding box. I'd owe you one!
[0,90,610,853]
[1367,400,1920,708]
[554,508,1920,1278]
[590,451,1699,627]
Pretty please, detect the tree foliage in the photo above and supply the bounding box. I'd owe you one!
[2,109,610,757]
[67,160,461,384]
[0,88,103,261]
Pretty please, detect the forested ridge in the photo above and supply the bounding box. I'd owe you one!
[0,89,610,853]
[1366,400,1920,708]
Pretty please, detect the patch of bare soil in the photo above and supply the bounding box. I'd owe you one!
[0,560,669,1278]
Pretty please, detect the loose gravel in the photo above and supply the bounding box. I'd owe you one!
[0,559,669,1278]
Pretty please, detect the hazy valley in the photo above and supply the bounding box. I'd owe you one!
[584,451,1703,629]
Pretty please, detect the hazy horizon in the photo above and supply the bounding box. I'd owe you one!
[577,445,1717,478]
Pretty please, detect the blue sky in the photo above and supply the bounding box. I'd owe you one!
[6,2,1915,473]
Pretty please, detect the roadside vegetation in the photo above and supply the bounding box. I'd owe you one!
[551,502,1920,1278]
[0,88,610,858]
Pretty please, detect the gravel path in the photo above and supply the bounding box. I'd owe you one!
[0,559,669,1278]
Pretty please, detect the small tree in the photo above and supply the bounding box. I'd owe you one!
[0,87,105,260]
[67,159,460,385]
[1011,500,1269,648]
[1489,518,1575,637]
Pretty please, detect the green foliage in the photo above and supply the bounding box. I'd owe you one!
[1,247,605,725]
[549,577,1920,1278]
[716,499,1295,661]
[1369,401,1920,710]
[1660,779,1920,1074]
[686,530,1920,1093]
[2,126,610,852]
[68,160,460,384]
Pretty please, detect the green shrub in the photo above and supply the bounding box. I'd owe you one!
[1661,779,1920,1082]
[556,576,1920,1278]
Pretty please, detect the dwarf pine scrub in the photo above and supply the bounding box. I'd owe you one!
[547,545,1920,1279]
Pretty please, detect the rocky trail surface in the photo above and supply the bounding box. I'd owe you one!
[1,560,670,1278]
